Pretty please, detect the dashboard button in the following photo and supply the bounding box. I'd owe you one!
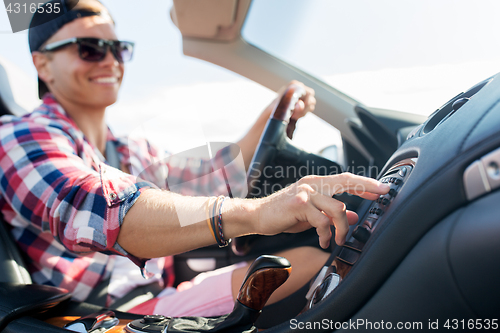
[388,188,397,197]
[393,178,402,185]
[352,225,371,243]
[377,196,390,205]
[369,207,382,215]
[343,241,363,252]
[398,167,407,177]
[363,217,378,228]
[337,247,361,266]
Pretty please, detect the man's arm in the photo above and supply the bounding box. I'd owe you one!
[117,190,253,258]
[117,173,390,258]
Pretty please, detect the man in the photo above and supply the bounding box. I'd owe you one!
[0,0,389,316]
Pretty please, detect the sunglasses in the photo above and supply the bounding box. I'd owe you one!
[40,37,134,63]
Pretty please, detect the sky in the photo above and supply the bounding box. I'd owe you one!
[1,0,500,154]
[243,0,500,115]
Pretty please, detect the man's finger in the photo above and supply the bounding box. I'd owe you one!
[304,207,333,249]
[346,210,359,225]
[301,173,390,198]
[292,100,306,119]
[345,190,381,201]
[304,90,316,113]
[310,194,349,246]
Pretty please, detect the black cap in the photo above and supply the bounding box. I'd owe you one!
[28,0,108,98]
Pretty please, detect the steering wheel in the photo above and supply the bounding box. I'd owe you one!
[246,83,307,197]
[232,84,343,257]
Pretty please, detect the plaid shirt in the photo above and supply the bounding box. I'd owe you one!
[0,94,246,301]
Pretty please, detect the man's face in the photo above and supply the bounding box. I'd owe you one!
[40,16,124,109]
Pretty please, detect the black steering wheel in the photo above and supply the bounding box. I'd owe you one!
[246,83,307,196]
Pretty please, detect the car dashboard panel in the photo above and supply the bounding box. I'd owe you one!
[292,72,500,330]
[336,159,416,267]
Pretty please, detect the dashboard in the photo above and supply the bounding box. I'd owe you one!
[289,73,500,331]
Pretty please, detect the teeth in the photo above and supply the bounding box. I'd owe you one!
[93,77,118,83]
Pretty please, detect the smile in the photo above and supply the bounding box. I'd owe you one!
[90,76,118,84]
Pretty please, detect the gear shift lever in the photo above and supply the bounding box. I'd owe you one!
[237,255,292,312]
[125,255,291,333]
[213,255,291,332]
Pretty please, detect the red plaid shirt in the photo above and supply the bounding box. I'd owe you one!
[0,94,245,301]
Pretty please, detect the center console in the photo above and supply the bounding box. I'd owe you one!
[307,158,417,308]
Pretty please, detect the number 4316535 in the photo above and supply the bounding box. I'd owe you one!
[6,2,61,14]
[444,319,498,330]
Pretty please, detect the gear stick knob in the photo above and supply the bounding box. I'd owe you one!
[214,255,291,332]
[237,255,292,311]
[124,256,293,333]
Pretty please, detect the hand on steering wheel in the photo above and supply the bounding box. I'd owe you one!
[266,81,316,139]
[246,82,319,198]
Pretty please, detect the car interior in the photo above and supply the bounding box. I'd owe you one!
[0,0,499,332]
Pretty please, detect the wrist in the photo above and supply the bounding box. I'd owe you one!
[221,198,259,238]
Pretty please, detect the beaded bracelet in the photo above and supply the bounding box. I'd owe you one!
[212,195,230,247]
[217,196,230,247]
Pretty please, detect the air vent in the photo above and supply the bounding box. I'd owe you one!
[421,77,492,135]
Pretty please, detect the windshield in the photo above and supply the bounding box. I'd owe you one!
[242,0,500,116]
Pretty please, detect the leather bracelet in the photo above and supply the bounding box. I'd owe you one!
[210,197,220,246]
[206,197,217,243]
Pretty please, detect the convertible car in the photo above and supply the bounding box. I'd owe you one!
[0,0,499,332]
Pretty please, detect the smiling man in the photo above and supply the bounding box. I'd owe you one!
[0,0,389,317]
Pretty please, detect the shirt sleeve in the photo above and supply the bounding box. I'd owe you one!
[0,116,154,265]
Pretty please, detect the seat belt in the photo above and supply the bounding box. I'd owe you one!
[105,140,121,170]
[85,141,122,307]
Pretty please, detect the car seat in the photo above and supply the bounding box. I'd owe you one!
[0,57,38,284]
[0,216,31,284]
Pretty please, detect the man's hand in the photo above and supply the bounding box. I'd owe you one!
[252,173,391,249]
[264,80,316,121]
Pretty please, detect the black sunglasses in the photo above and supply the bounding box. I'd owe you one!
[40,37,134,63]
